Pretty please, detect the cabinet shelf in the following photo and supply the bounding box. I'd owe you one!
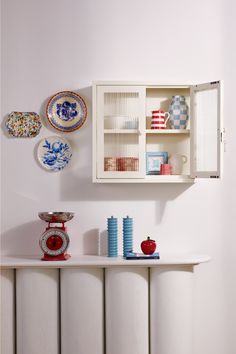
[104,129,139,134]
[145,129,190,135]
[95,175,194,183]
[104,129,189,135]
[144,175,194,183]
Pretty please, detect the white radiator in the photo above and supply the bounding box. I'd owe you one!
[1,264,195,354]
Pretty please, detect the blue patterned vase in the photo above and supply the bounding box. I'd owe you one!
[169,95,188,129]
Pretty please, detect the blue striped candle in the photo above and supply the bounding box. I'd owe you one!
[107,216,118,257]
[123,216,133,257]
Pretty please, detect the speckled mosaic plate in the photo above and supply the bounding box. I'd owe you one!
[6,112,42,137]
[37,136,72,172]
[46,91,87,132]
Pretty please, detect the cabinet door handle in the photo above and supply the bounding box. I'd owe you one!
[222,128,226,152]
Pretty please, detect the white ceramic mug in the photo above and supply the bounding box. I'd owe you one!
[168,154,187,175]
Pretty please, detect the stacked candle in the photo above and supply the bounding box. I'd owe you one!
[123,216,133,257]
[107,216,118,257]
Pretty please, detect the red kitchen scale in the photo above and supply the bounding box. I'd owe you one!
[38,212,74,261]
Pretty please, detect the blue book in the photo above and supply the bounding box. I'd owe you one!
[125,252,160,260]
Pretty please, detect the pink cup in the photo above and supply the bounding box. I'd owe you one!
[160,164,172,175]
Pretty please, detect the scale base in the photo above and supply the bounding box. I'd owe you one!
[41,253,71,261]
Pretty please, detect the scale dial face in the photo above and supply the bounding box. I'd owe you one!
[40,228,70,256]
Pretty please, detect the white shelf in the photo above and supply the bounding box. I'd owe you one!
[145,129,190,134]
[93,81,190,88]
[104,129,190,134]
[94,175,194,183]
[144,175,194,183]
[104,129,139,134]
[0,254,211,269]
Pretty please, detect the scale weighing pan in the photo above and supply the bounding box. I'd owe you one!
[38,212,74,223]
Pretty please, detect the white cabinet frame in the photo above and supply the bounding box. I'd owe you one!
[93,81,223,183]
[190,81,222,178]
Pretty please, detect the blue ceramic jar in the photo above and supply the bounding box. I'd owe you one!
[169,95,188,129]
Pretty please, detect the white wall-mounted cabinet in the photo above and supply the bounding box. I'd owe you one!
[93,81,222,183]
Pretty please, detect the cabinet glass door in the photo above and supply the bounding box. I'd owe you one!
[96,86,145,178]
[190,81,221,178]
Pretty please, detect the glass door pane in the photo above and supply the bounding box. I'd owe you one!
[190,81,221,178]
[104,92,139,130]
[97,86,145,178]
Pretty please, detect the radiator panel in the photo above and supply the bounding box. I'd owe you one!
[61,268,104,354]
[150,266,194,354]
[0,265,195,354]
[16,268,59,354]
[0,269,15,354]
[105,267,149,354]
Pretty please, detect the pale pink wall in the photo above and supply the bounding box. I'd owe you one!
[1,0,235,353]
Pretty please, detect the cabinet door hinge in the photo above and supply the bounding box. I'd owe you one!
[210,80,220,85]
[210,176,219,178]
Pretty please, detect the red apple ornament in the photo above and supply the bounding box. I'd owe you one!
[141,236,156,255]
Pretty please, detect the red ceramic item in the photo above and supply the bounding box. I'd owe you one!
[39,222,71,261]
[141,236,156,255]
[160,163,172,175]
[46,235,63,251]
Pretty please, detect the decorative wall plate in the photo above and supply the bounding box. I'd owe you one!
[6,112,42,137]
[37,136,72,171]
[46,91,87,132]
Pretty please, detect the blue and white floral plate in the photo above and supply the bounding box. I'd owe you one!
[37,136,72,172]
[46,91,87,132]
